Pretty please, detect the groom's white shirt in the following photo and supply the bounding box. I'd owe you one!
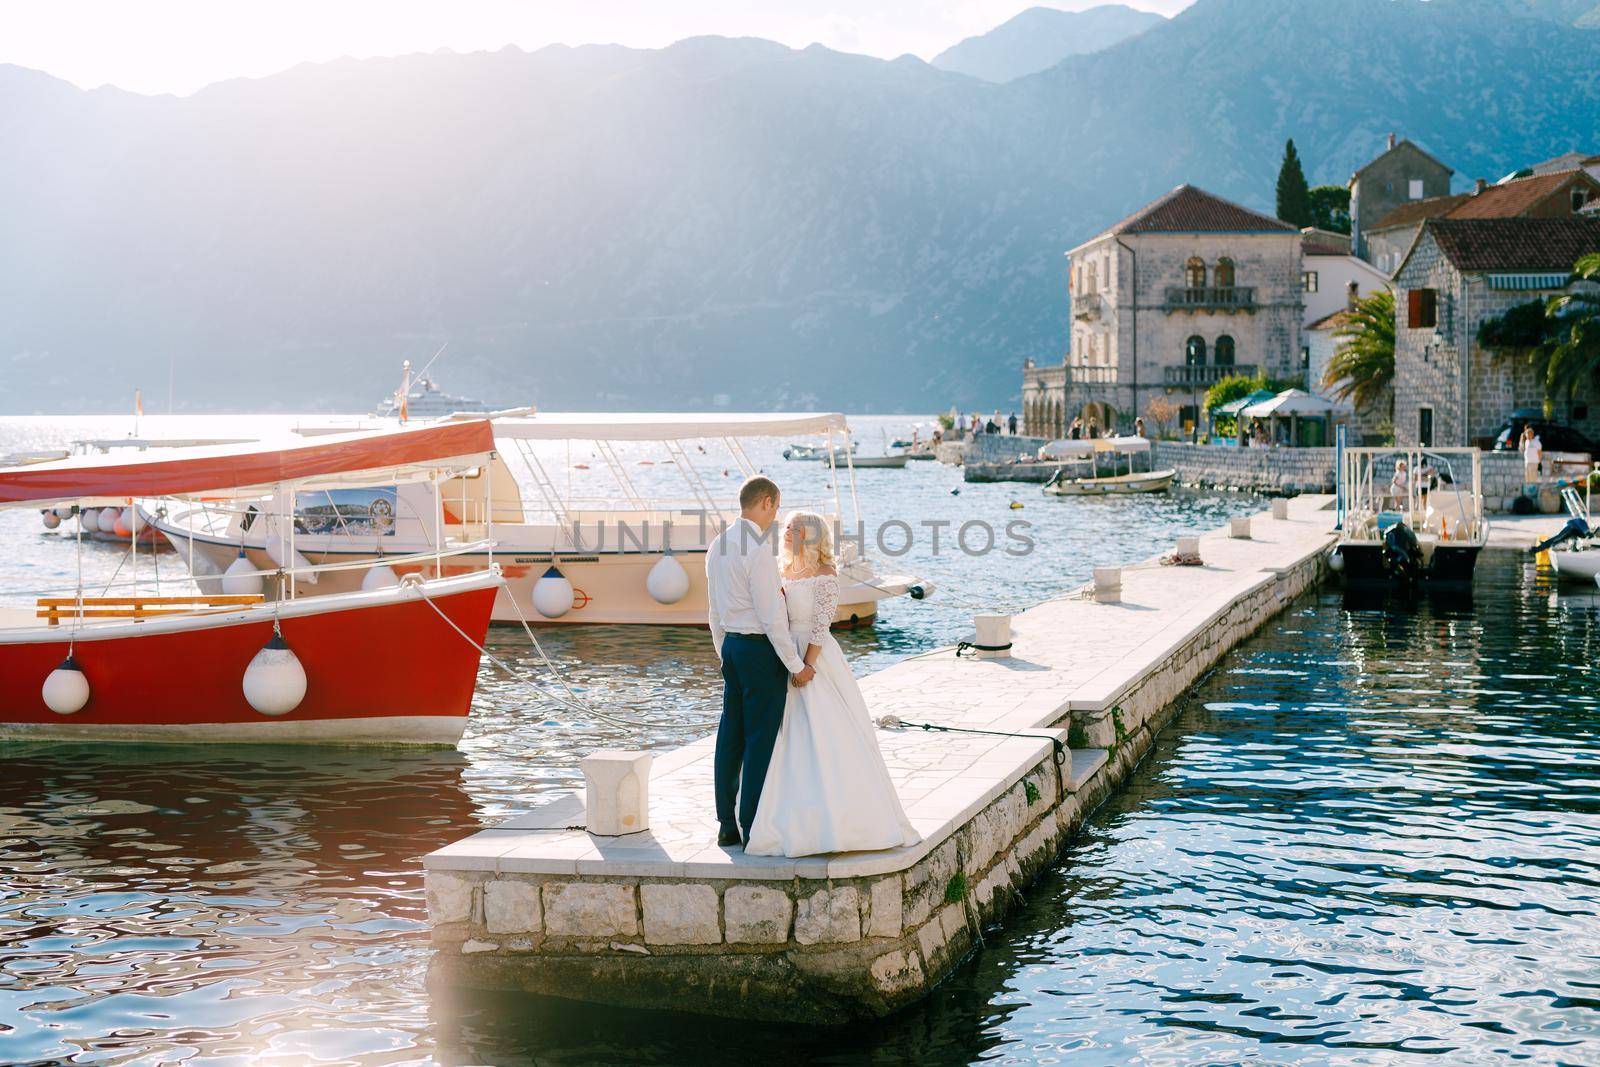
[706,517,806,674]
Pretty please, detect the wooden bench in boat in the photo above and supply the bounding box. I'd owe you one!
[36,594,264,626]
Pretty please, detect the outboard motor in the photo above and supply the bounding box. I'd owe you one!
[1531,516,1593,554]
[1382,521,1424,584]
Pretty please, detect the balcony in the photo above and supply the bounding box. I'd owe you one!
[1072,292,1102,321]
[1064,363,1118,385]
[1163,286,1256,312]
[1163,363,1257,387]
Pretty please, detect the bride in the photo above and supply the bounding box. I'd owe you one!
[744,512,921,858]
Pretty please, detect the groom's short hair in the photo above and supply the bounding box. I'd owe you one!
[738,475,780,509]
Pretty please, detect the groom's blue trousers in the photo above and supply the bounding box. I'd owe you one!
[715,632,789,840]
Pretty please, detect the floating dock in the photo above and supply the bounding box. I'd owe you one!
[425,499,1339,1022]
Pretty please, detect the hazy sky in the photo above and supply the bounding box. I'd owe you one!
[1,0,1193,96]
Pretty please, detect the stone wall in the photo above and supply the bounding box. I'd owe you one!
[425,536,1330,1024]
[1155,442,1337,493]
[1392,230,1599,448]
[1061,229,1304,435]
[964,433,1051,466]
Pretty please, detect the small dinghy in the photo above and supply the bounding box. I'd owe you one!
[1331,447,1487,587]
[1039,436,1174,496]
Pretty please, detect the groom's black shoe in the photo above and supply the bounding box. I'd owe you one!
[717,827,742,847]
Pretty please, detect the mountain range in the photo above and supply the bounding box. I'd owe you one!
[2,0,1600,414]
[932,5,1165,83]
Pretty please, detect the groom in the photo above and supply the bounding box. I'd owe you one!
[707,475,813,847]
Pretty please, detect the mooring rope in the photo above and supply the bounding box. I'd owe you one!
[875,716,1069,803]
[412,577,720,732]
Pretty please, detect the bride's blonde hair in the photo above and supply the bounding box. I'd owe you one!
[782,511,835,572]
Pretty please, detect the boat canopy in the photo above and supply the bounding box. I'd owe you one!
[1039,435,1150,460]
[1241,389,1336,418]
[1039,439,1094,459]
[1214,389,1277,416]
[477,411,850,442]
[0,421,497,508]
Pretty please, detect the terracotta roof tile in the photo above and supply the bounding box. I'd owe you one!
[1447,170,1600,219]
[1084,185,1295,246]
[1425,217,1600,272]
[1370,171,1600,232]
[1368,192,1472,232]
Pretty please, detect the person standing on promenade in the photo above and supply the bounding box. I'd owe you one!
[1522,425,1543,486]
[707,476,811,848]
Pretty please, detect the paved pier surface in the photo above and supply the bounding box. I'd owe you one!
[426,498,1338,1021]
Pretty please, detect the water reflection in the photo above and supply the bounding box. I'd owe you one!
[0,745,474,1064]
[436,554,1600,1065]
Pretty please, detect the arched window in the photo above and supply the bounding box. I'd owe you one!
[1214,335,1235,367]
[1185,257,1206,289]
[1186,335,1207,366]
[1214,257,1235,289]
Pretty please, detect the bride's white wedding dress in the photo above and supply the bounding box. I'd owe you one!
[744,573,921,858]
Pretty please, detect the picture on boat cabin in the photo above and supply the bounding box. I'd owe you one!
[294,487,398,536]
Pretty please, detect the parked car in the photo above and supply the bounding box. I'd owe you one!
[1489,414,1599,455]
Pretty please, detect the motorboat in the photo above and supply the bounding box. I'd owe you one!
[784,440,855,461]
[1040,437,1175,496]
[376,370,488,419]
[375,348,489,418]
[851,454,910,469]
[1332,446,1487,586]
[152,412,933,628]
[0,422,500,744]
[1537,485,1600,583]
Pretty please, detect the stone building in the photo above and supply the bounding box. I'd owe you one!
[1024,185,1303,439]
[1365,169,1600,275]
[1349,134,1454,261]
[1391,217,1600,447]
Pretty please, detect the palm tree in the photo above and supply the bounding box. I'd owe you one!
[1324,288,1395,411]
[1541,253,1600,402]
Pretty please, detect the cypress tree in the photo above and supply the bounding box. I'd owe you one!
[1276,139,1313,228]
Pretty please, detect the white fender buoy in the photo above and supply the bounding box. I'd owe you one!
[53,506,74,521]
[97,507,120,533]
[222,550,264,596]
[532,565,575,618]
[78,507,98,531]
[361,563,400,591]
[646,553,690,605]
[42,510,60,530]
[42,654,90,715]
[1328,549,1345,573]
[264,530,318,585]
[242,632,307,716]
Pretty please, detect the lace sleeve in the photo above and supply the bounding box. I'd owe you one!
[809,575,839,648]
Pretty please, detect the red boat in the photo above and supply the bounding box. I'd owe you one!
[0,421,501,745]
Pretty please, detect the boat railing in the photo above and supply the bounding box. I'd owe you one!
[5,540,498,623]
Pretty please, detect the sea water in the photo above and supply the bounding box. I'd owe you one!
[10,417,1592,1064]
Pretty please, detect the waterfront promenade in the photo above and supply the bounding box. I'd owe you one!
[425,497,1342,1021]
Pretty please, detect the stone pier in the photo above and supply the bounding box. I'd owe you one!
[424,498,1338,1022]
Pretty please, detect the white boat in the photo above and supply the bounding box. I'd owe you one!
[152,412,933,629]
[1332,446,1488,586]
[375,348,489,418]
[1543,485,1600,583]
[376,370,488,419]
[784,440,855,461]
[1040,437,1175,496]
[1,422,500,745]
[850,454,910,469]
